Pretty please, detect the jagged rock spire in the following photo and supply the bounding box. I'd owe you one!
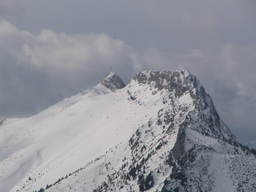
[132,70,198,96]
[101,72,126,91]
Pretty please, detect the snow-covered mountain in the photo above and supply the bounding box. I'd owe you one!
[0,70,256,192]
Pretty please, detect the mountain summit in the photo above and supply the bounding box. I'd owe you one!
[101,72,126,91]
[0,70,255,192]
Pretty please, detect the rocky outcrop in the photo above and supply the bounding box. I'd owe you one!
[101,72,126,91]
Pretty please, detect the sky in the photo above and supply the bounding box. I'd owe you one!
[0,0,255,147]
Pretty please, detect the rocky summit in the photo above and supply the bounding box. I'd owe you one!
[0,70,256,192]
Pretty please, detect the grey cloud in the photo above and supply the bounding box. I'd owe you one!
[2,0,255,50]
[0,20,135,116]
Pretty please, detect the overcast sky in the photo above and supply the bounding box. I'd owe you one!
[0,0,255,147]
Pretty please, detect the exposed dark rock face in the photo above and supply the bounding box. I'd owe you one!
[138,172,154,191]
[133,70,198,97]
[133,70,234,141]
[101,72,126,91]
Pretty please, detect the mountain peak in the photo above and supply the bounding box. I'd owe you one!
[101,72,126,91]
[132,70,199,97]
[129,70,235,141]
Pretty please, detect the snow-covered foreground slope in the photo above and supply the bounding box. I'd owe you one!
[0,73,161,191]
[1,71,256,192]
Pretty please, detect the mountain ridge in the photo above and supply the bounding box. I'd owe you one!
[0,70,255,192]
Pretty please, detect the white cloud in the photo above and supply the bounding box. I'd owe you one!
[0,20,134,76]
[22,31,130,71]
[0,20,136,115]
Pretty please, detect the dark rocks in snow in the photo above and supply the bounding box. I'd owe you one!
[138,172,154,191]
[0,118,5,126]
[38,188,45,192]
[101,72,125,91]
[133,70,198,97]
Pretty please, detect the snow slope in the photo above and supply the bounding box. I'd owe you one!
[1,70,256,192]
[0,73,161,192]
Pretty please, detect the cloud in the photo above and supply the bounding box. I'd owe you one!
[20,30,131,72]
[0,20,134,76]
[3,0,255,51]
[0,20,135,116]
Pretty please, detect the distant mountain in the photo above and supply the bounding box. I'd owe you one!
[0,70,255,192]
